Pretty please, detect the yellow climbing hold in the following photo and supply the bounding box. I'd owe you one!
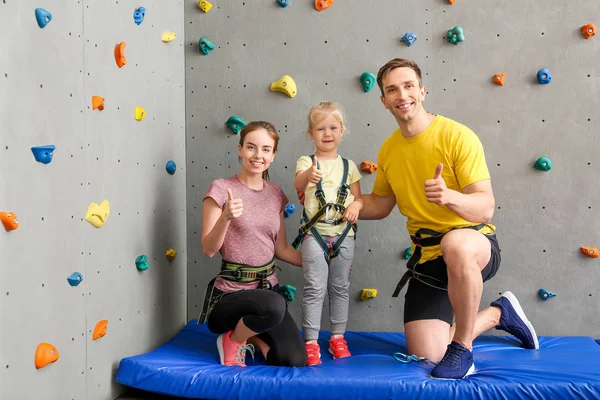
[270,75,297,98]
[162,32,176,43]
[166,249,177,261]
[360,288,378,301]
[197,0,213,12]
[85,200,110,228]
[135,106,146,121]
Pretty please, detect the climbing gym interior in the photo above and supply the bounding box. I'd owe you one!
[1,1,599,399]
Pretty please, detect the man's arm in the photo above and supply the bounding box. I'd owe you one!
[445,180,495,224]
[358,193,397,220]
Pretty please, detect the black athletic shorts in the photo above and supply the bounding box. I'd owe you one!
[403,234,501,325]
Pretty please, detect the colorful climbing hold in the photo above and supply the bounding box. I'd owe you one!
[493,72,506,86]
[361,161,377,174]
[135,106,146,121]
[278,284,296,301]
[197,0,213,12]
[0,212,19,232]
[277,0,290,7]
[401,32,417,47]
[162,32,177,43]
[133,7,146,25]
[581,24,596,39]
[538,288,557,301]
[92,320,108,340]
[315,0,334,11]
[360,288,377,301]
[166,160,176,175]
[580,246,599,258]
[136,255,149,271]
[35,8,52,29]
[270,75,297,98]
[114,42,126,68]
[31,145,56,164]
[448,0,456,3]
[403,246,412,259]
[360,72,376,93]
[85,200,110,228]
[537,68,552,84]
[198,37,215,55]
[446,26,465,45]
[35,343,59,369]
[67,272,83,286]
[166,249,177,261]
[226,116,247,135]
[92,96,105,111]
[533,156,552,171]
[284,203,296,217]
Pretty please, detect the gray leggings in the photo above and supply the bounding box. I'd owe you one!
[301,234,354,341]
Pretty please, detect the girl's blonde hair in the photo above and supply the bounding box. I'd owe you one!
[306,101,347,136]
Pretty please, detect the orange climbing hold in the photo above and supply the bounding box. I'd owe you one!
[93,320,108,340]
[315,0,334,11]
[581,24,596,39]
[0,211,19,231]
[35,342,59,369]
[361,161,377,174]
[114,42,127,68]
[493,72,506,86]
[580,246,599,258]
[448,0,455,4]
[92,96,105,111]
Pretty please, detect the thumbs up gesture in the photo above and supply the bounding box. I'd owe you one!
[424,163,448,205]
[222,188,243,220]
[308,156,323,184]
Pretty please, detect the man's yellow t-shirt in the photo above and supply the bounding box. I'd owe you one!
[372,114,496,263]
[296,155,362,237]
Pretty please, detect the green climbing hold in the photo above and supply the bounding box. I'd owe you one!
[278,284,296,301]
[359,72,376,93]
[135,255,149,271]
[534,156,552,171]
[198,37,215,55]
[226,116,247,135]
[446,26,465,45]
[403,247,412,260]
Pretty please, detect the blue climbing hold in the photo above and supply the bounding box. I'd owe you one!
[538,288,556,301]
[67,272,83,287]
[35,8,52,29]
[133,7,146,25]
[166,160,176,175]
[278,284,296,301]
[360,72,376,93]
[283,203,296,217]
[277,0,290,7]
[31,145,56,164]
[226,116,247,135]
[537,68,552,84]
[403,246,412,259]
[136,255,149,271]
[198,37,216,55]
[401,32,417,47]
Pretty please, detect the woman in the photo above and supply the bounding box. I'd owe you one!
[201,120,306,368]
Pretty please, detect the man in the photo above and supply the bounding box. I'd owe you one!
[358,58,539,379]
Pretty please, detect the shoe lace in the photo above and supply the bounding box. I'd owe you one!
[441,344,464,367]
[235,343,255,364]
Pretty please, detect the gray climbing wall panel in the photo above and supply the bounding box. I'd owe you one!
[186,0,600,340]
[0,1,186,399]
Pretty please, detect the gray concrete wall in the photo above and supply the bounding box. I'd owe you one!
[186,0,600,338]
[0,1,186,399]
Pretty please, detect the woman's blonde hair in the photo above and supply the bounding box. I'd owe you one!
[306,101,347,136]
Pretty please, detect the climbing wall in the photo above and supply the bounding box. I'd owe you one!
[186,0,600,339]
[0,1,185,399]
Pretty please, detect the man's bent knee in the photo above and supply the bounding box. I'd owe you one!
[441,229,491,271]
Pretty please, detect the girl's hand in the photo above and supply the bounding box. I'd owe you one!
[343,201,361,224]
[308,156,323,184]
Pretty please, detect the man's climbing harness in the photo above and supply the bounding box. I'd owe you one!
[198,258,279,324]
[392,224,492,297]
[291,155,357,261]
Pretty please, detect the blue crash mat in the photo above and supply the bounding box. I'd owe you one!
[116,320,600,400]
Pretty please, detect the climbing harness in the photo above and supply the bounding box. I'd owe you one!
[392,224,493,297]
[394,352,427,363]
[198,258,279,324]
[291,155,357,261]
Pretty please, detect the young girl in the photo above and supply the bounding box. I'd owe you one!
[201,121,306,368]
[293,102,363,366]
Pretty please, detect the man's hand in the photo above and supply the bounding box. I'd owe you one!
[222,188,243,220]
[425,163,451,205]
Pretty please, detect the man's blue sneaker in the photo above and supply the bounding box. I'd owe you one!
[491,291,539,349]
[430,341,475,379]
